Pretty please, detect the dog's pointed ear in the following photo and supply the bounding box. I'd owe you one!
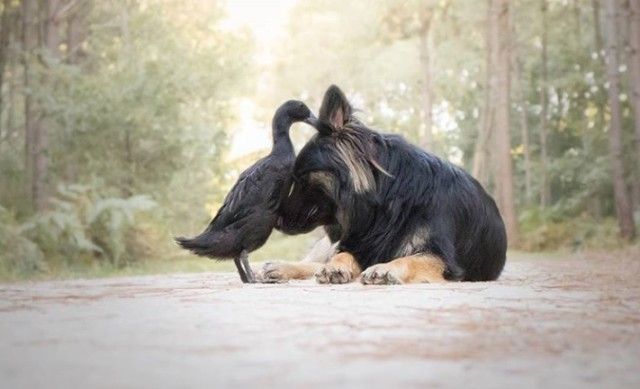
[319,85,352,130]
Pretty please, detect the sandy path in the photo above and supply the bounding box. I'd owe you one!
[1,255,639,388]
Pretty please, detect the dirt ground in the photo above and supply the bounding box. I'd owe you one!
[1,253,639,388]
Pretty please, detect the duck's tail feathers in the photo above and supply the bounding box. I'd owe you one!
[174,231,234,258]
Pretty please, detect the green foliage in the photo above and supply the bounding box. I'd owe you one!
[86,194,156,266]
[0,0,255,279]
[45,1,252,205]
[0,184,158,278]
[0,206,47,277]
[519,206,622,251]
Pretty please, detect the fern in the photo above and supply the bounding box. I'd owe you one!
[7,185,158,273]
[0,206,47,277]
[86,194,157,266]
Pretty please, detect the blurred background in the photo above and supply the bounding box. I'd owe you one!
[0,0,639,281]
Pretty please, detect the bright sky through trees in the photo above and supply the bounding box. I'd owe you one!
[223,0,298,158]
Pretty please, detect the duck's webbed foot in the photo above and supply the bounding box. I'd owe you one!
[234,250,256,284]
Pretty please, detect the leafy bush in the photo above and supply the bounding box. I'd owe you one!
[0,185,158,279]
[0,206,47,277]
[519,206,621,251]
[87,194,157,266]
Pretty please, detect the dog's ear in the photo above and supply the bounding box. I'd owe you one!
[319,85,352,130]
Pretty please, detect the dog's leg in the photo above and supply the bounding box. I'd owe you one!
[360,254,447,285]
[315,252,361,284]
[258,261,323,283]
[301,235,338,263]
[257,235,336,283]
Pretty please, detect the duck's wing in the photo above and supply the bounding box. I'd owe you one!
[209,156,293,229]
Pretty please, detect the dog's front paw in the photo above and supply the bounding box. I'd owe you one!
[360,264,402,285]
[258,262,290,283]
[314,265,353,284]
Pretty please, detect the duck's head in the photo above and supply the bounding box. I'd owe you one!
[276,100,318,127]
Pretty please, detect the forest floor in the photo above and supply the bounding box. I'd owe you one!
[1,251,639,388]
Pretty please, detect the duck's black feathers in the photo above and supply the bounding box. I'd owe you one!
[176,153,294,258]
[175,100,316,282]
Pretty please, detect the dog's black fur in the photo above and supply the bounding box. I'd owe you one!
[276,85,507,281]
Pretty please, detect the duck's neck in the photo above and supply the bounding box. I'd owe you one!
[271,114,294,155]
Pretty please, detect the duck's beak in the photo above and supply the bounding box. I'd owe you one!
[303,113,318,127]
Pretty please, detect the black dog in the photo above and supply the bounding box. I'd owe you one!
[269,85,506,284]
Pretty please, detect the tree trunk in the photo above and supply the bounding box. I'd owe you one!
[29,0,62,211]
[472,102,493,187]
[589,0,608,218]
[574,0,582,39]
[627,0,640,208]
[22,0,40,209]
[490,0,519,245]
[67,2,89,64]
[520,99,532,204]
[0,0,16,129]
[593,0,606,60]
[472,1,494,187]
[511,11,533,205]
[539,0,551,208]
[514,56,532,204]
[418,8,434,151]
[604,0,636,240]
[120,6,136,197]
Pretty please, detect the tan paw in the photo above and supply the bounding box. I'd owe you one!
[360,264,403,285]
[258,262,290,283]
[314,265,354,284]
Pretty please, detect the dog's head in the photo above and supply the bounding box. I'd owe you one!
[276,85,390,236]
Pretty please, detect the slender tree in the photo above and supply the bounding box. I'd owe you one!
[573,0,582,38]
[511,7,533,204]
[539,0,551,208]
[22,0,40,210]
[472,1,494,187]
[604,0,636,240]
[514,55,532,204]
[0,0,16,128]
[418,5,434,151]
[487,0,519,244]
[379,0,450,152]
[32,0,64,211]
[627,0,640,207]
[66,2,90,64]
[587,0,608,217]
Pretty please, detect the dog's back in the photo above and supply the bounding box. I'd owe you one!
[345,133,508,281]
